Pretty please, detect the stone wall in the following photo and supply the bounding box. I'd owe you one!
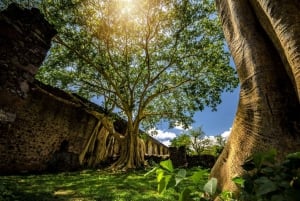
[0,79,169,174]
[0,4,57,173]
[0,3,56,104]
[0,81,99,173]
[169,146,188,167]
[0,4,169,174]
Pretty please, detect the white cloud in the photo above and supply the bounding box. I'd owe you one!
[147,127,232,147]
[200,128,232,145]
[148,128,177,146]
[154,130,177,140]
[161,140,172,147]
[174,122,192,131]
[221,127,232,139]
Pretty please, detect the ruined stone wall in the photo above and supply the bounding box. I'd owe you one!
[0,4,58,174]
[0,4,56,104]
[145,136,169,157]
[0,82,99,173]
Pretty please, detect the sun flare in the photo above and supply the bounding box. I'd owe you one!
[119,0,137,15]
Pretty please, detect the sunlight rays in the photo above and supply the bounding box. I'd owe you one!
[119,0,137,16]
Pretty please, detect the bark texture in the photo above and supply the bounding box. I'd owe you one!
[211,0,300,193]
[109,125,146,170]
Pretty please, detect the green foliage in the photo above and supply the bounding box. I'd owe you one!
[145,159,222,201]
[0,0,41,10]
[233,150,300,201]
[2,0,237,169]
[214,134,226,155]
[189,127,210,155]
[146,152,300,201]
[203,177,217,196]
[36,0,238,131]
[171,127,226,156]
[160,159,175,173]
[0,182,17,201]
[170,133,192,149]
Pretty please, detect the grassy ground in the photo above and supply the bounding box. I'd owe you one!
[0,168,210,201]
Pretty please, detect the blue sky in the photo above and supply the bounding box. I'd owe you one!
[153,87,240,146]
[192,87,239,136]
[153,57,240,146]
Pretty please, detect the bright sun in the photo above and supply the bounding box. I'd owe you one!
[119,0,136,15]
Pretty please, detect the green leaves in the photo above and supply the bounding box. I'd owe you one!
[242,148,277,171]
[203,177,217,196]
[156,160,175,194]
[143,166,157,177]
[145,160,220,201]
[160,175,172,194]
[237,150,300,201]
[175,169,186,186]
[170,133,191,149]
[179,188,192,201]
[36,0,238,170]
[147,151,300,201]
[37,0,238,132]
[254,177,277,196]
[170,126,217,156]
[232,177,245,188]
[190,169,210,184]
[160,160,174,173]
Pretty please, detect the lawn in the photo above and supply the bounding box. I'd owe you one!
[0,168,210,201]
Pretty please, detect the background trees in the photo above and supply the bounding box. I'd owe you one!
[189,127,211,155]
[170,127,226,156]
[170,133,192,150]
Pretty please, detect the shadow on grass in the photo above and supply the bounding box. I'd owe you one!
[0,170,177,201]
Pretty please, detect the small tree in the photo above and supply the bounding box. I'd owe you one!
[189,127,211,155]
[170,133,191,150]
[171,127,213,155]
[214,134,226,155]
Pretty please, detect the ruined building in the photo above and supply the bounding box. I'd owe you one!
[0,4,168,174]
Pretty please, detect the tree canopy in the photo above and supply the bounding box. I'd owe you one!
[35,0,237,130]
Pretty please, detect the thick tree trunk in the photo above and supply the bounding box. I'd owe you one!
[110,124,145,170]
[79,121,111,167]
[211,0,300,193]
[249,0,300,99]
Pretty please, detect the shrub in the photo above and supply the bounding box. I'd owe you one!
[233,150,300,201]
[146,150,300,201]
[145,159,225,201]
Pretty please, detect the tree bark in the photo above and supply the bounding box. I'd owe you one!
[249,0,300,99]
[109,123,145,170]
[211,0,300,193]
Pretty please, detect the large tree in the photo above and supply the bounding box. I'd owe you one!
[211,0,300,194]
[33,0,237,170]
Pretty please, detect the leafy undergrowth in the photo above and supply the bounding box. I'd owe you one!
[0,168,210,201]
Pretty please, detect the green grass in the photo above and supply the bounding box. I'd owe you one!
[0,168,210,201]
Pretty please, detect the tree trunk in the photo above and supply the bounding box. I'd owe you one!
[79,121,111,167]
[249,0,300,99]
[109,124,145,170]
[79,120,101,164]
[211,0,300,193]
